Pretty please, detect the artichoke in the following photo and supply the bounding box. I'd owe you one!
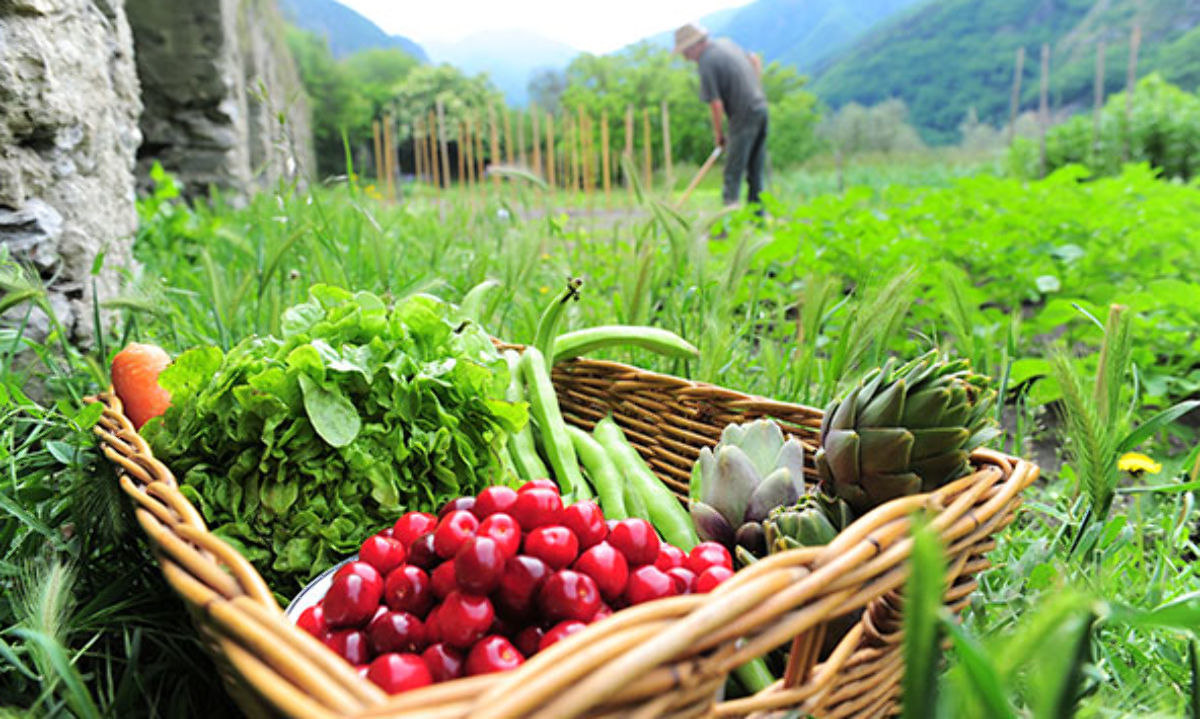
[689,419,806,556]
[815,351,1000,515]
[763,493,855,553]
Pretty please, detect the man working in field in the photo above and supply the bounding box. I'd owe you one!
[675,22,768,210]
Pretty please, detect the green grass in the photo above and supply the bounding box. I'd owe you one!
[2,157,1199,716]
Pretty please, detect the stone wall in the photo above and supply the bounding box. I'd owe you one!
[127,0,314,200]
[0,0,142,345]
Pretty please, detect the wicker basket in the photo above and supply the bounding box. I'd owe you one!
[91,355,1038,719]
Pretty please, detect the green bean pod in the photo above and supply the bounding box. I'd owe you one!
[519,346,591,500]
[502,350,550,481]
[551,325,699,365]
[593,417,698,550]
[533,278,582,370]
[566,425,628,520]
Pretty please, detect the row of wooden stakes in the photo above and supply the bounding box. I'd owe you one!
[371,101,676,201]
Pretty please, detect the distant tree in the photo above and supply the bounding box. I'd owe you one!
[527,68,567,114]
[819,99,925,155]
[286,28,368,177]
[343,49,421,116]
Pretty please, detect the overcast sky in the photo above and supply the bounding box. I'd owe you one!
[337,0,752,54]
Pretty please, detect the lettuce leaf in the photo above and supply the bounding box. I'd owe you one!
[144,285,527,595]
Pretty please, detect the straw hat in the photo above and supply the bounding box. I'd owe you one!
[673,23,708,54]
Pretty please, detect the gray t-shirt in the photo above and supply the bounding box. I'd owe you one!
[698,38,767,123]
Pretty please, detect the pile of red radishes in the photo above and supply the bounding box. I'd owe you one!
[295,480,734,694]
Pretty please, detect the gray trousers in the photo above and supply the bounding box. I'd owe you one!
[723,108,768,206]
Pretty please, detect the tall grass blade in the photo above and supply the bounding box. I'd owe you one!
[1031,608,1096,719]
[941,620,1016,719]
[902,514,944,719]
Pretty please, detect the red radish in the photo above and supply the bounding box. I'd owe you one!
[367,653,432,694]
[539,620,586,651]
[474,486,519,518]
[510,488,563,531]
[421,643,464,682]
[496,555,551,617]
[393,512,437,547]
[360,535,406,575]
[380,527,395,538]
[383,565,433,617]
[430,560,458,600]
[591,603,613,622]
[439,592,494,649]
[666,567,696,594]
[476,513,521,558]
[110,342,172,429]
[687,542,733,575]
[538,570,601,623]
[562,501,607,549]
[324,571,383,628]
[624,565,677,605]
[654,544,688,571]
[324,628,371,665]
[367,610,426,654]
[608,519,660,566]
[523,526,579,570]
[434,510,479,558]
[296,605,327,637]
[438,496,476,519]
[517,479,558,494]
[694,566,734,593]
[465,636,525,675]
[572,542,629,601]
[513,626,544,657]
[406,533,440,570]
[455,537,506,594]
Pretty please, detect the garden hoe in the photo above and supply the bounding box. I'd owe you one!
[675,145,723,209]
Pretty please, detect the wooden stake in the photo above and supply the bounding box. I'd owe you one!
[601,111,611,199]
[577,105,587,193]
[624,105,634,199]
[1093,40,1106,159]
[531,106,542,178]
[1007,46,1025,146]
[372,120,383,185]
[583,112,594,195]
[517,111,527,168]
[412,123,423,184]
[1039,43,1050,178]
[661,100,673,191]
[642,108,652,191]
[1123,23,1141,161]
[457,121,466,188]
[475,113,486,186]
[437,99,451,188]
[504,108,515,166]
[383,115,395,201]
[465,117,477,189]
[427,111,440,189]
[569,115,580,193]
[489,105,501,187]
[546,112,556,189]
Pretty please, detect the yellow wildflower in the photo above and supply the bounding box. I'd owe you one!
[540,253,551,260]
[539,286,549,294]
[1118,452,1161,475]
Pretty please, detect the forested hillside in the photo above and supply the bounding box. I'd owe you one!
[810,0,1200,143]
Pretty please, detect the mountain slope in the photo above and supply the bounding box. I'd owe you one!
[278,0,427,61]
[425,30,580,106]
[642,0,923,73]
[719,0,927,72]
[811,0,1200,144]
